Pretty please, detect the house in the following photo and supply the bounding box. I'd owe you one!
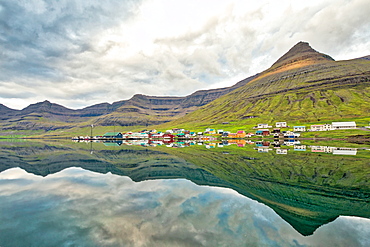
[310,124,332,131]
[205,128,216,134]
[272,128,281,133]
[236,130,246,138]
[246,132,255,137]
[256,123,272,129]
[205,143,216,149]
[331,122,356,130]
[276,122,287,128]
[293,126,306,132]
[102,132,123,139]
[172,128,185,134]
[311,146,333,153]
[228,133,237,138]
[150,133,174,139]
[256,147,271,153]
[255,129,270,136]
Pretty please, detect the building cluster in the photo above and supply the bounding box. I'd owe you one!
[253,121,357,133]
[73,121,359,141]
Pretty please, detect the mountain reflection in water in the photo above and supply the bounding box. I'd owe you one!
[0,140,369,247]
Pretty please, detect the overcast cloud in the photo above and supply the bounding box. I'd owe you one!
[0,0,369,109]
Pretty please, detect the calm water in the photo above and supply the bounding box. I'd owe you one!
[0,140,369,247]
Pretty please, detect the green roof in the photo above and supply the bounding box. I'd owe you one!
[103,132,121,136]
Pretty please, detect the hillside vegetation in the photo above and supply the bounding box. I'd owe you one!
[163,42,370,128]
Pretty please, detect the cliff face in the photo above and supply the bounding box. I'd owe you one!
[0,74,256,130]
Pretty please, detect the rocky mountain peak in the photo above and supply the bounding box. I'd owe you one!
[270,41,335,70]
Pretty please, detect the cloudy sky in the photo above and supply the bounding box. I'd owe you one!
[1,167,369,246]
[0,0,369,109]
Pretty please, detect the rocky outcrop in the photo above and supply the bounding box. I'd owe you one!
[270,41,334,70]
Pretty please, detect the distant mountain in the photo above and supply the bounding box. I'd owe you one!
[0,75,257,131]
[356,55,370,61]
[1,41,369,133]
[169,42,370,126]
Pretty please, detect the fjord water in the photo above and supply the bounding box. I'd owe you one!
[0,140,369,246]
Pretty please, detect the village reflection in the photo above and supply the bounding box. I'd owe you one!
[73,138,365,156]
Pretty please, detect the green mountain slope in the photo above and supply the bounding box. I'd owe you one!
[167,42,370,126]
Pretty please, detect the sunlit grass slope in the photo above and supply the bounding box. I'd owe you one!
[162,57,370,129]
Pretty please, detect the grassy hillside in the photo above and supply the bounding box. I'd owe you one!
[162,57,370,129]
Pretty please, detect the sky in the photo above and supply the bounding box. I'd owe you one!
[1,167,369,246]
[0,0,369,110]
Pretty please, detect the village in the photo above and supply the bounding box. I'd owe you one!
[72,121,369,156]
[73,120,363,141]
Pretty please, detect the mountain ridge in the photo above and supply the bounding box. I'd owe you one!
[0,73,257,130]
[1,41,369,132]
[166,42,370,127]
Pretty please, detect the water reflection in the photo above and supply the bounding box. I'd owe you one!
[75,138,367,156]
[0,140,369,246]
[0,167,369,247]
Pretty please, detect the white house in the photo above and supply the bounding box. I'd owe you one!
[257,123,272,129]
[311,146,334,153]
[331,122,356,130]
[275,122,287,128]
[310,124,333,131]
[256,147,272,153]
[293,126,306,132]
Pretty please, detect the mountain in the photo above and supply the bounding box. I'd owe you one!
[1,41,369,133]
[270,41,334,70]
[357,55,370,61]
[169,42,370,126]
[0,75,257,132]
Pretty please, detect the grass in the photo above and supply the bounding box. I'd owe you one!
[158,58,370,130]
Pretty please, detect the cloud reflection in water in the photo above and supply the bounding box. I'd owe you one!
[0,167,369,247]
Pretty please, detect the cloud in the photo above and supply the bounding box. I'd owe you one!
[0,0,369,109]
